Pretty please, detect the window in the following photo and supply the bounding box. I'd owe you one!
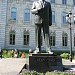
[62,0,67,4]
[50,32,55,46]
[11,7,17,20]
[62,33,68,46]
[24,30,29,45]
[52,11,55,24]
[51,0,55,3]
[73,0,75,5]
[16,0,19,3]
[8,0,14,3]
[74,36,75,46]
[9,31,15,45]
[24,8,30,21]
[62,12,66,24]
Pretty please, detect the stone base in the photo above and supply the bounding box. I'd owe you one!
[29,53,63,72]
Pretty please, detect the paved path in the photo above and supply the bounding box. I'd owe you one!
[62,59,75,71]
[0,58,26,75]
[0,58,75,75]
[25,58,75,71]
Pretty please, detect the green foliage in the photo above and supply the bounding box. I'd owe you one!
[60,53,69,59]
[20,70,75,75]
[40,50,46,53]
[20,69,44,75]
[73,53,75,59]
[46,72,59,75]
[53,50,70,55]
[7,50,12,58]
[1,49,75,59]
[60,72,68,75]
[2,49,28,58]
[2,50,8,58]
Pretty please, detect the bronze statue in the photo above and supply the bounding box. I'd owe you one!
[32,0,53,54]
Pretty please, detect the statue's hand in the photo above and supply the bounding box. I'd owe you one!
[37,7,42,10]
[38,8,43,13]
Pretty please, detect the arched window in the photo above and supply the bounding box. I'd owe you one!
[50,32,55,46]
[73,0,75,5]
[51,0,55,3]
[9,31,15,45]
[24,8,30,21]
[23,29,29,45]
[52,11,55,24]
[62,12,66,24]
[62,0,67,4]
[62,33,68,46]
[11,7,17,20]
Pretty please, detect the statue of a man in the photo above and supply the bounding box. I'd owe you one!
[32,0,53,54]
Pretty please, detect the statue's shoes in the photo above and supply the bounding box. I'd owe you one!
[34,48,39,54]
[47,51,53,54]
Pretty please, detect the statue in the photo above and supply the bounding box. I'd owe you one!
[31,0,53,54]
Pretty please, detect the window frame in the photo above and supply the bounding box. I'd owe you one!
[74,36,75,46]
[62,33,68,46]
[23,30,29,45]
[24,8,30,22]
[62,12,67,25]
[52,11,55,24]
[73,0,75,5]
[62,0,67,5]
[50,32,55,46]
[11,7,17,20]
[51,0,55,3]
[9,31,15,45]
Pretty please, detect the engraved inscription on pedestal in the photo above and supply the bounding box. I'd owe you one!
[29,54,63,72]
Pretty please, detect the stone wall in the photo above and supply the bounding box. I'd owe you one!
[0,0,75,50]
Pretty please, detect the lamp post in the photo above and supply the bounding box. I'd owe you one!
[66,11,75,62]
[66,11,72,62]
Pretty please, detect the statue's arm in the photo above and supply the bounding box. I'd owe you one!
[31,2,38,14]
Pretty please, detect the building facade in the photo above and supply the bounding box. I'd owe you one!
[0,0,75,51]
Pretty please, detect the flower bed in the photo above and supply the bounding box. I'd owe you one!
[20,69,75,75]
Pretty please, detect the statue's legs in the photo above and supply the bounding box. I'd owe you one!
[35,24,41,52]
[38,28,41,52]
[42,24,53,54]
[44,33,51,52]
[44,34,53,54]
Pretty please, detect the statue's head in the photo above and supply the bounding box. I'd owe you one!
[39,0,45,2]
[42,0,45,2]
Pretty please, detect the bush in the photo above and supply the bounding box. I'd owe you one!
[60,53,69,59]
[20,69,75,75]
[73,53,75,59]
[2,49,29,58]
[20,69,44,75]
[1,49,75,59]
[53,50,70,55]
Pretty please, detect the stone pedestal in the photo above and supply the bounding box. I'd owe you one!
[29,54,63,72]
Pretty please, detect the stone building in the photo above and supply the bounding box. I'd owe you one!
[0,0,75,51]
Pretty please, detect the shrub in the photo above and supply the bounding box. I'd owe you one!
[2,49,29,58]
[7,50,12,58]
[20,70,75,75]
[53,50,70,55]
[20,69,44,75]
[2,50,8,58]
[73,53,75,59]
[60,53,69,59]
[1,49,75,59]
